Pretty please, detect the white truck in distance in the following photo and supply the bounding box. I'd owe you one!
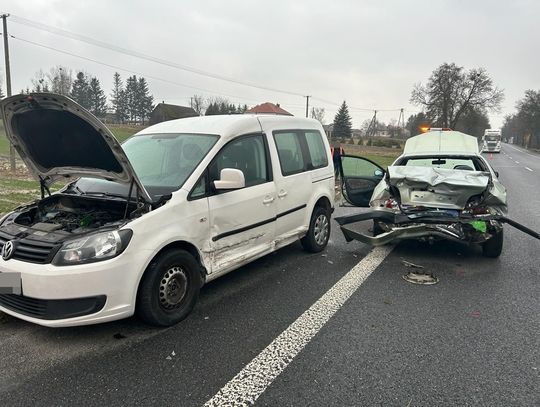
[482,129,502,153]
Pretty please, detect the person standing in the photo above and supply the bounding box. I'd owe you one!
[331,144,345,181]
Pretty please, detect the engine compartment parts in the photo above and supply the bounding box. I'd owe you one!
[3,194,136,236]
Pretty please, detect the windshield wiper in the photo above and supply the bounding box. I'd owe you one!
[83,191,132,200]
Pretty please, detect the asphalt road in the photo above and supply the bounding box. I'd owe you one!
[0,143,538,406]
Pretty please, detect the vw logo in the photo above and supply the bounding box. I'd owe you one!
[2,241,15,260]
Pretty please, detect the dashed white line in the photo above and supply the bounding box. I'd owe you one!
[525,167,533,172]
[204,246,393,406]
[515,161,520,164]
[507,144,537,157]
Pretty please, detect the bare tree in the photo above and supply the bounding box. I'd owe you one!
[46,65,73,96]
[410,62,504,128]
[190,94,206,116]
[31,69,50,92]
[310,107,325,124]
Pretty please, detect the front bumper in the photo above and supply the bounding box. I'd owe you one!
[0,248,151,327]
[334,210,540,246]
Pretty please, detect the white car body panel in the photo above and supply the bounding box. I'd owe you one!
[0,111,334,327]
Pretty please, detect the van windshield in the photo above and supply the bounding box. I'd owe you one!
[72,133,219,200]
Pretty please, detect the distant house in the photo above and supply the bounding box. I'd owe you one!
[149,102,199,125]
[245,102,293,116]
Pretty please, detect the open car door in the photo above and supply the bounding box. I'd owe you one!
[340,155,385,207]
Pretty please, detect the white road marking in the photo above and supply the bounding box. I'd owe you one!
[508,156,513,159]
[507,144,539,158]
[525,167,533,172]
[204,246,393,406]
[515,161,520,164]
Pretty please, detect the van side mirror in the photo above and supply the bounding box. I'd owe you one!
[494,170,499,178]
[213,168,245,190]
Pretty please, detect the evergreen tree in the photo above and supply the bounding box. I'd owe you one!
[111,72,127,123]
[136,77,154,124]
[333,101,352,138]
[205,102,218,115]
[124,75,138,123]
[70,72,91,109]
[88,77,107,117]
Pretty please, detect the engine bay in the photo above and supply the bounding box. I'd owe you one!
[6,194,136,236]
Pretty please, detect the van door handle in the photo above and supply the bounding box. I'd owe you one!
[262,196,275,205]
[277,190,288,198]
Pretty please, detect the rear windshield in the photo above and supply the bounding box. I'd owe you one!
[396,156,487,171]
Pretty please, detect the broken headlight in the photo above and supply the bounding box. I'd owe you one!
[52,229,133,266]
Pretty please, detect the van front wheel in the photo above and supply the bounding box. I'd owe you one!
[136,249,201,327]
[301,206,331,253]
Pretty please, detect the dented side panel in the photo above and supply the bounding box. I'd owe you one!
[207,182,276,273]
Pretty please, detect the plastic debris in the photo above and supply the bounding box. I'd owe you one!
[470,220,487,233]
[401,260,424,269]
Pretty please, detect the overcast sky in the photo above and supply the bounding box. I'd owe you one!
[1,0,538,128]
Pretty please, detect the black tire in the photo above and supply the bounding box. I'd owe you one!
[136,249,201,327]
[482,227,503,258]
[301,206,331,253]
[373,220,384,236]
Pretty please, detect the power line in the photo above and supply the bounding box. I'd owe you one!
[7,14,414,114]
[10,34,300,106]
[9,14,306,98]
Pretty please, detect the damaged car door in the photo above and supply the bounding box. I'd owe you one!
[340,155,385,207]
[206,133,276,273]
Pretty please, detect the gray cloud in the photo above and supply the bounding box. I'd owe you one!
[1,0,538,128]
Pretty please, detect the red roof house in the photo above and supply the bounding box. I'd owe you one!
[245,102,293,116]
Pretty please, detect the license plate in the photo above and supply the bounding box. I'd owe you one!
[0,272,21,295]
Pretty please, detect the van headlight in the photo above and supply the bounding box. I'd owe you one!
[52,229,133,266]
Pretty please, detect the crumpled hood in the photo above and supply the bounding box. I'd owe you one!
[387,166,506,210]
[0,93,152,202]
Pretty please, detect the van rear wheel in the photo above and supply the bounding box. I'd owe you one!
[136,249,201,326]
[301,206,331,253]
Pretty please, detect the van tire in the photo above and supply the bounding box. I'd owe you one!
[136,249,201,327]
[301,206,331,253]
[482,227,503,258]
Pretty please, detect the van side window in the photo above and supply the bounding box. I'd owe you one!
[273,131,306,176]
[209,134,270,188]
[304,131,328,169]
[190,173,207,199]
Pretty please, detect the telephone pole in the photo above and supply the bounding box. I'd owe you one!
[367,110,378,137]
[304,95,310,118]
[1,13,15,172]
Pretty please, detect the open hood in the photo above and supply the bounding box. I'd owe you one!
[386,166,506,210]
[0,93,152,203]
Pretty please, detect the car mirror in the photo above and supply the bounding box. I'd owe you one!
[494,170,499,178]
[374,169,384,177]
[213,168,245,190]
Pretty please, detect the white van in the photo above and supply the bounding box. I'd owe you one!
[0,94,334,327]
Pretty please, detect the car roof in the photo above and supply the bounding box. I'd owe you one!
[135,114,321,141]
[403,130,480,155]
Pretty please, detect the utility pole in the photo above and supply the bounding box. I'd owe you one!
[397,108,405,137]
[304,95,310,118]
[1,13,15,172]
[367,110,378,137]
